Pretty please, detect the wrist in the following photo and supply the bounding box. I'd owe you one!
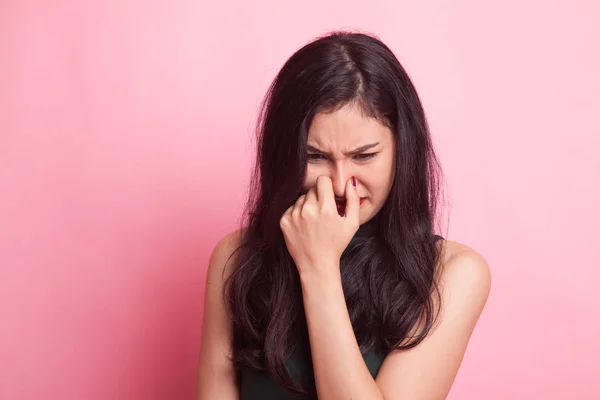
[298,262,342,291]
[299,267,346,313]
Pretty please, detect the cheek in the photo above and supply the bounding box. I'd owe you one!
[363,182,388,199]
[302,167,318,191]
[362,161,394,198]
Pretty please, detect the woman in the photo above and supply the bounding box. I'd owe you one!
[197,31,491,400]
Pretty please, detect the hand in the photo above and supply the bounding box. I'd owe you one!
[279,175,360,279]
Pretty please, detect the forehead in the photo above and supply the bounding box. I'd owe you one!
[307,104,392,149]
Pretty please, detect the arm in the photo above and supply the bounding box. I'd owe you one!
[301,245,491,400]
[375,247,491,399]
[300,266,384,400]
[282,176,491,399]
[196,230,242,400]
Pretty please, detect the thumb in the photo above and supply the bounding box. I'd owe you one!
[344,176,360,225]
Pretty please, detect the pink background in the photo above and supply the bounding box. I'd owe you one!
[1,1,599,399]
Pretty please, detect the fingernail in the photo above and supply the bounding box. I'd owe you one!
[352,177,356,187]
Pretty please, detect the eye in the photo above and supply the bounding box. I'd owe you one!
[353,152,378,161]
[307,154,326,162]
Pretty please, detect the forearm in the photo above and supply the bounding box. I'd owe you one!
[300,266,384,400]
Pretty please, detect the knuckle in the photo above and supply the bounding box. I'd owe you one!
[320,205,334,216]
[301,205,316,218]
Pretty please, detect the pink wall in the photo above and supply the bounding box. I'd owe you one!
[1,1,599,399]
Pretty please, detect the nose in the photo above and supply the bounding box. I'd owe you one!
[329,163,352,199]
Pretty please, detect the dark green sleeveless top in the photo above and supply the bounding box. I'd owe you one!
[238,218,444,399]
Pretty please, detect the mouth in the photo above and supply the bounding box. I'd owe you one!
[335,198,367,213]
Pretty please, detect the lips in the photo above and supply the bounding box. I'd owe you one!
[335,198,366,212]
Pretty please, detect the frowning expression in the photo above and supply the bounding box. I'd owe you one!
[303,103,396,224]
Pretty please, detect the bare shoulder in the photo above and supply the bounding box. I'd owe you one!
[197,228,247,399]
[208,228,247,280]
[436,238,492,308]
[374,238,492,399]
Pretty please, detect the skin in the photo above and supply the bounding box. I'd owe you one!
[196,103,492,400]
[302,102,396,226]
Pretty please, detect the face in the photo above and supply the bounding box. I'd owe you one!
[304,103,396,224]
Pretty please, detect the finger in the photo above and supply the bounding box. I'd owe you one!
[296,194,307,209]
[292,194,307,216]
[305,186,318,206]
[283,194,300,216]
[316,175,335,209]
[280,203,294,230]
[282,204,294,221]
[344,176,360,225]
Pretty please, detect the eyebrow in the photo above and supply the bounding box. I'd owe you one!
[307,142,380,156]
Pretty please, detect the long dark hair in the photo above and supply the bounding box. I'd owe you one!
[224,30,447,395]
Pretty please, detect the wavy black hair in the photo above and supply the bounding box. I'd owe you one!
[223,30,447,395]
